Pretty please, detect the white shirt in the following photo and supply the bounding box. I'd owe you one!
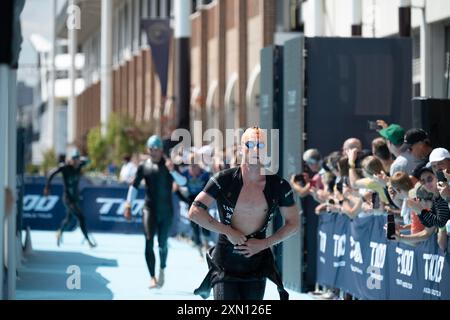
[390,151,422,176]
[119,162,138,184]
[401,199,412,225]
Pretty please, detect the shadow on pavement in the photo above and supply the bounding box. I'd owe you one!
[17,250,118,300]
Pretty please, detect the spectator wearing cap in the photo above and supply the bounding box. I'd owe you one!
[428,148,450,205]
[291,148,324,199]
[407,165,450,229]
[402,128,433,169]
[377,122,421,176]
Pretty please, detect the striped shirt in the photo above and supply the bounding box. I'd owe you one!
[418,196,450,228]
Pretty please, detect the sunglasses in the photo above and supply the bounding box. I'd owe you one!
[420,176,434,185]
[245,141,265,149]
[305,159,319,165]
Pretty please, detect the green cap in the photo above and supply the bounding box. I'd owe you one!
[379,124,405,146]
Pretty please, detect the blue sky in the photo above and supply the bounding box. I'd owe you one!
[18,0,66,86]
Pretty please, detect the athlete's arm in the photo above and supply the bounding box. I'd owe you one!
[164,155,187,186]
[44,165,63,195]
[188,191,246,245]
[267,179,300,247]
[124,164,145,219]
[265,204,299,247]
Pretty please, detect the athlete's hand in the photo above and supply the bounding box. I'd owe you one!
[226,226,247,245]
[123,206,132,221]
[43,187,50,197]
[165,157,175,172]
[234,238,269,258]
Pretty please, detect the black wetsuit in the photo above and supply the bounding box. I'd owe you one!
[132,158,174,278]
[193,167,295,300]
[45,160,90,240]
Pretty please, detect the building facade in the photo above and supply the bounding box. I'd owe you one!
[57,0,450,149]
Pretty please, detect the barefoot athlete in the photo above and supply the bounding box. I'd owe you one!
[124,135,187,289]
[189,127,299,300]
[43,149,96,248]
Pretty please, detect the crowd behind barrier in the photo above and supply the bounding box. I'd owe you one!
[316,212,450,300]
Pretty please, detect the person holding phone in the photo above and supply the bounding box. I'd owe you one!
[388,176,435,246]
[290,148,324,199]
[407,166,450,229]
[428,148,450,205]
[123,135,187,289]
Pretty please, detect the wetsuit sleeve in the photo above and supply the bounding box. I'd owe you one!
[45,165,63,189]
[126,164,144,205]
[202,172,223,199]
[278,178,295,207]
[170,169,188,186]
[131,164,144,189]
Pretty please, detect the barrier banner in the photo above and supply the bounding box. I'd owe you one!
[22,183,147,234]
[81,186,145,234]
[22,183,72,231]
[317,213,450,300]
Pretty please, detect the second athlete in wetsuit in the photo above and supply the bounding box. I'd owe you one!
[124,135,187,289]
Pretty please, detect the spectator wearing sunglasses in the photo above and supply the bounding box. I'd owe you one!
[428,148,450,205]
[408,166,450,229]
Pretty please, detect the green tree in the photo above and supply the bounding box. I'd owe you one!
[106,113,149,165]
[86,126,108,171]
[86,113,152,172]
[41,148,57,176]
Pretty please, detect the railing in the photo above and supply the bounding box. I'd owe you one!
[316,212,450,300]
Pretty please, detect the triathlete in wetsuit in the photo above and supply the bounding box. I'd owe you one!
[124,135,187,289]
[43,150,96,248]
[188,127,299,300]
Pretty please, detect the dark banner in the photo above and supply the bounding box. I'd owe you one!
[22,183,146,234]
[141,18,172,97]
[317,213,450,300]
[81,186,144,234]
[22,183,71,231]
